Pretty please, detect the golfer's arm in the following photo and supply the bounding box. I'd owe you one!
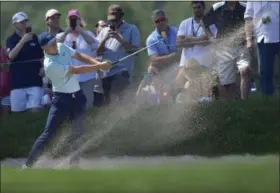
[245,18,254,40]
[73,52,101,65]
[69,65,102,74]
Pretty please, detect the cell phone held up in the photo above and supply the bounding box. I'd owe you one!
[69,18,77,30]
[108,20,116,31]
[25,26,32,33]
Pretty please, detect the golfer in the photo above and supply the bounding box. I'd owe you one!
[23,33,111,168]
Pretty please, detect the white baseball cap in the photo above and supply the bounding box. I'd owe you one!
[45,9,61,20]
[12,12,28,24]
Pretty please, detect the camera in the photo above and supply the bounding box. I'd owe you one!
[108,20,116,31]
[26,26,32,33]
[69,18,77,30]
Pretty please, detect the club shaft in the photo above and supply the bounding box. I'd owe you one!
[112,38,163,65]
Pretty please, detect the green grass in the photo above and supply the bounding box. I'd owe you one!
[1,156,279,193]
[0,95,279,159]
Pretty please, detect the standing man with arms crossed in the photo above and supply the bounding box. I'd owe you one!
[23,33,111,168]
[175,1,217,99]
[245,2,280,96]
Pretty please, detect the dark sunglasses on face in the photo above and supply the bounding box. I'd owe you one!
[154,17,166,24]
[72,41,76,49]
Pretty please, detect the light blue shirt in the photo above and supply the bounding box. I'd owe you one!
[146,25,178,56]
[97,21,141,78]
[44,43,80,93]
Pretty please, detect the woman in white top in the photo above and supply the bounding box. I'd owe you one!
[57,9,99,108]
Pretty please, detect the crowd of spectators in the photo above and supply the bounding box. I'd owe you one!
[0,1,279,116]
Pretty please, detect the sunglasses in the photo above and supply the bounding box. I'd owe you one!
[154,17,166,24]
[72,41,76,49]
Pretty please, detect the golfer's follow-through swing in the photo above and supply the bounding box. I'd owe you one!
[23,32,166,168]
[23,33,112,168]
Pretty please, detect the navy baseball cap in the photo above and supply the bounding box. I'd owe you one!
[39,33,56,47]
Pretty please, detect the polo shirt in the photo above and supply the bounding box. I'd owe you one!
[146,25,178,56]
[6,32,44,90]
[43,43,80,93]
[97,21,141,78]
[203,1,247,38]
[177,17,212,67]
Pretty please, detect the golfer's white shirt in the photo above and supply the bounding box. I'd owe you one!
[244,2,280,43]
[44,43,80,93]
[177,17,213,68]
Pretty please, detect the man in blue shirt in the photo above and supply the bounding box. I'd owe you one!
[23,33,111,168]
[6,12,44,112]
[97,4,141,105]
[145,9,180,102]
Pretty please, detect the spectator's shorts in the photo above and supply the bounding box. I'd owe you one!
[1,95,10,106]
[214,46,251,85]
[10,86,43,112]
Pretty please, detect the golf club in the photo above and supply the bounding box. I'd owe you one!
[111,31,167,65]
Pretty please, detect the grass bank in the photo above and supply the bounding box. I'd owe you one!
[0,95,279,159]
[1,155,279,193]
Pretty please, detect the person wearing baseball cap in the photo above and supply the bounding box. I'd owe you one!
[96,4,141,105]
[23,32,112,169]
[56,9,100,109]
[39,9,63,43]
[6,11,45,113]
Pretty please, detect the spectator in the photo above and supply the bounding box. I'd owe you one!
[203,1,251,100]
[145,9,179,103]
[175,59,216,104]
[0,46,10,115]
[175,1,214,97]
[136,71,161,106]
[6,12,44,112]
[245,1,280,96]
[57,9,99,108]
[39,9,64,40]
[96,4,141,105]
[95,20,107,36]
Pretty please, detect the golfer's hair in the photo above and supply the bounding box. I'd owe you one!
[191,1,205,8]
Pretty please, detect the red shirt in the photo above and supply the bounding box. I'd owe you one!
[0,46,10,98]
